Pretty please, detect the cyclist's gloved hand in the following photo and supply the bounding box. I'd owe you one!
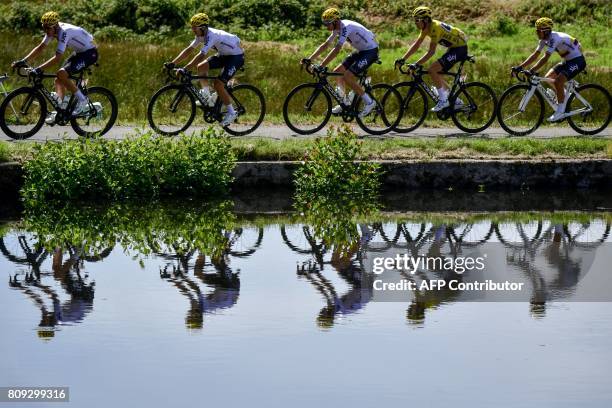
[176,68,188,77]
[408,63,420,71]
[394,58,405,67]
[300,58,311,66]
[511,66,521,73]
[163,62,175,70]
[525,69,537,77]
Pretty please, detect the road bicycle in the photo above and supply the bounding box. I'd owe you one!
[282,60,403,135]
[0,63,117,139]
[147,66,265,136]
[497,68,611,136]
[393,56,498,133]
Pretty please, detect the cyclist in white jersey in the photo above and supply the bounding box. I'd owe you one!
[166,13,244,126]
[512,17,586,122]
[11,11,97,120]
[301,8,378,117]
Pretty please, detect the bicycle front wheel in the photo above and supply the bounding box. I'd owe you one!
[223,84,266,136]
[71,86,118,137]
[283,83,332,135]
[451,82,497,133]
[0,87,46,140]
[356,83,403,135]
[147,84,196,136]
[393,81,428,133]
[497,84,544,136]
[566,83,611,135]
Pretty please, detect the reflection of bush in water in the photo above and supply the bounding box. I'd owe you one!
[23,201,235,259]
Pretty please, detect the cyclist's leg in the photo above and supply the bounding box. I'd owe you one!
[59,48,98,104]
[343,49,378,96]
[429,46,467,102]
[214,55,243,105]
[197,57,213,90]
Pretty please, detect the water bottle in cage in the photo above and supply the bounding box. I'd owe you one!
[208,92,218,107]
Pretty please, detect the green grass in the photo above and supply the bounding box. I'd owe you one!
[2,134,611,164]
[0,2,609,125]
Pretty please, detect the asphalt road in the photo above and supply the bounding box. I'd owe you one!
[1,124,610,141]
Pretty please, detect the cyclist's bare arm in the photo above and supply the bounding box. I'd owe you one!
[14,40,47,66]
[37,51,63,71]
[415,40,436,66]
[530,52,551,73]
[184,52,206,71]
[400,35,425,60]
[517,50,540,69]
[320,44,342,67]
[306,41,330,63]
[171,46,194,66]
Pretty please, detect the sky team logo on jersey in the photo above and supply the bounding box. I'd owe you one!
[357,59,367,69]
[447,54,457,62]
[569,64,578,72]
[227,66,236,76]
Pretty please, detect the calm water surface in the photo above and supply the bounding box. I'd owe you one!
[1,198,611,407]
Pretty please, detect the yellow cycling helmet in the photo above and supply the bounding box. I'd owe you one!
[412,6,432,19]
[535,17,553,30]
[41,11,60,26]
[321,8,341,23]
[190,13,209,27]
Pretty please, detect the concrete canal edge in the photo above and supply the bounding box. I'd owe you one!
[1,160,611,197]
[230,160,612,189]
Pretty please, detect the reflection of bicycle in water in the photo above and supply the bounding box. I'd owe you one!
[8,246,100,339]
[290,223,375,328]
[156,227,262,330]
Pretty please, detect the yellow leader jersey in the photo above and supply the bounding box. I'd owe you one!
[420,19,467,48]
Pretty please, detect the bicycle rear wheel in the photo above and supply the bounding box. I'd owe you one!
[356,83,403,135]
[392,82,428,133]
[0,87,46,140]
[147,84,196,136]
[566,83,611,135]
[497,84,544,136]
[71,86,118,137]
[283,83,332,135]
[451,82,497,133]
[223,84,266,136]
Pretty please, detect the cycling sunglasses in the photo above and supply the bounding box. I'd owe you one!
[322,19,335,25]
[413,18,428,23]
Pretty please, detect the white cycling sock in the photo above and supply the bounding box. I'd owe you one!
[75,90,87,102]
[361,93,372,104]
[226,104,235,115]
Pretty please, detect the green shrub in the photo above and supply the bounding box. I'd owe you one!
[294,126,382,202]
[21,129,236,202]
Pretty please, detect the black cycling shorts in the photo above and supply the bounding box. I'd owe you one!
[63,48,98,75]
[553,56,586,80]
[207,54,245,82]
[437,45,468,72]
[342,48,379,75]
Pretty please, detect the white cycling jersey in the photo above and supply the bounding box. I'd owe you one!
[536,31,583,60]
[43,22,95,54]
[189,27,244,56]
[325,20,378,52]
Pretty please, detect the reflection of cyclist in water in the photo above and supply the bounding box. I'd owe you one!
[8,245,95,339]
[160,240,240,330]
[297,224,374,329]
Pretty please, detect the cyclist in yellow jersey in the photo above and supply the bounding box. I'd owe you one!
[511,17,586,122]
[395,6,469,112]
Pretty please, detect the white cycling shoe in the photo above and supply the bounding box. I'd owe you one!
[195,89,210,107]
[221,110,238,126]
[72,100,91,116]
[332,105,343,114]
[548,111,567,122]
[359,99,377,118]
[431,99,450,112]
[45,112,57,125]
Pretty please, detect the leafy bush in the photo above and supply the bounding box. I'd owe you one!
[294,126,381,202]
[22,129,236,202]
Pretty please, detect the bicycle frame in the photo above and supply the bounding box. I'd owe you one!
[515,71,593,118]
[304,65,373,115]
